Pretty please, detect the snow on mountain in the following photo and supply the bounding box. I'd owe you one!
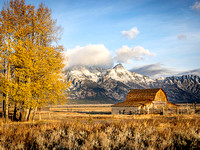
[67,66,105,82]
[65,64,200,103]
[105,64,155,85]
[65,64,155,101]
[67,64,154,85]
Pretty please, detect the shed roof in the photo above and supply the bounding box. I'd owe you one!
[112,88,165,107]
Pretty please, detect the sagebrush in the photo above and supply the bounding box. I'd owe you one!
[0,116,199,149]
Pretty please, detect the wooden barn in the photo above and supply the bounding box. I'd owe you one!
[112,88,176,115]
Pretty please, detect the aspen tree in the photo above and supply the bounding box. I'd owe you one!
[0,0,16,121]
[0,0,69,121]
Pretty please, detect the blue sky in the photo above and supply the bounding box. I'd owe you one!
[1,0,200,77]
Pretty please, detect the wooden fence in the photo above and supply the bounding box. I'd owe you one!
[118,103,200,115]
[0,103,200,116]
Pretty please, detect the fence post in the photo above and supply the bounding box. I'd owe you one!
[39,109,41,121]
[186,103,189,114]
[162,106,165,115]
[49,112,51,120]
[152,103,154,114]
[147,106,149,114]
[139,107,141,115]
[177,107,179,114]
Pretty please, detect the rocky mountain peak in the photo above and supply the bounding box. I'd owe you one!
[65,65,200,103]
[113,64,125,69]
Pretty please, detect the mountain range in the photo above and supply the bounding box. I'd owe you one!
[65,64,200,103]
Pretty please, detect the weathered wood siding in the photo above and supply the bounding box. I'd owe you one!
[112,106,164,115]
[149,101,167,108]
[154,89,167,102]
[112,88,171,115]
[112,101,168,115]
[112,107,138,115]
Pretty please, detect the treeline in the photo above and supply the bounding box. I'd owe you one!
[0,0,69,121]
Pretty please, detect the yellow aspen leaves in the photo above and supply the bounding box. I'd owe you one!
[0,0,69,118]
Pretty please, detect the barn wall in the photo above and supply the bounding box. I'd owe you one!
[112,107,138,115]
[155,89,167,102]
[148,101,167,109]
[112,104,169,115]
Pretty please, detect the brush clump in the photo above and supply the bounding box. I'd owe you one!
[0,116,199,149]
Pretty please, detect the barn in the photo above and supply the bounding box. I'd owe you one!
[112,88,176,115]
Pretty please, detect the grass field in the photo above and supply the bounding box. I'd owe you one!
[0,104,200,149]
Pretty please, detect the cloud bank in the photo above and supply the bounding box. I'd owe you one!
[65,44,113,68]
[178,68,200,76]
[121,27,139,39]
[191,1,200,12]
[64,44,155,70]
[115,45,155,64]
[131,63,200,78]
[64,44,200,78]
[130,63,175,78]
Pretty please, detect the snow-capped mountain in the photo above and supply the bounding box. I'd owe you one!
[67,64,154,86]
[105,64,154,84]
[67,66,106,82]
[65,64,200,103]
[159,75,200,103]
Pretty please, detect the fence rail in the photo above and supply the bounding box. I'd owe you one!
[118,103,200,115]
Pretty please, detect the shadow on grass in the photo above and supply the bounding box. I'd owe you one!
[52,110,111,114]
[76,111,111,114]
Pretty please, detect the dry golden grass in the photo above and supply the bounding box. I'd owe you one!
[0,114,200,149]
[0,105,200,149]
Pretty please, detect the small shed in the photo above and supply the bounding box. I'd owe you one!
[112,88,175,115]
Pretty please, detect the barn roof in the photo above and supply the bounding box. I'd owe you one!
[112,88,166,107]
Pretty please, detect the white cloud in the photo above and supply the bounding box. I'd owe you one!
[178,68,200,76]
[64,44,113,68]
[191,1,200,12]
[64,44,156,69]
[115,45,155,64]
[131,63,200,78]
[121,27,139,39]
[177,34,186,40]
[130,63,177,78]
